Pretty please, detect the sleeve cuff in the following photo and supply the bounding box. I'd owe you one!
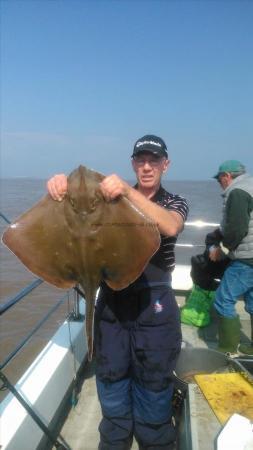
[220,242,230,255]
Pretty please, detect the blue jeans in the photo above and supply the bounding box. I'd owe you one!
[214,261,253,318]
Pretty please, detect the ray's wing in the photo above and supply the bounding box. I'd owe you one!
[2,165,161,362]
[91,196,161,290]
[2,195,78,289]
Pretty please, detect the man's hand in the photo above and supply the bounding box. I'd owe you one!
[209,246,223,262]
[100,174,130,202]
[47,174,68,201]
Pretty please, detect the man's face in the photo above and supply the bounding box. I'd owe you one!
[217,172,232,190]
[132,152,169,189]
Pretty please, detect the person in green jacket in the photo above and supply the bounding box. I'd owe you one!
[210,160,253,355]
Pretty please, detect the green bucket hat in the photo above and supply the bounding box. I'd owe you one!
[213,160,245,179]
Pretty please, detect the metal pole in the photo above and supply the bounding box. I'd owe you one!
[0,279,43,316]
[73,287,80,319]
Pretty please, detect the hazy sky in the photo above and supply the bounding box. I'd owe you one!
[1,0,252,180]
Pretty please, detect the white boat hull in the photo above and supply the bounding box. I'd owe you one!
[1,301,87,450]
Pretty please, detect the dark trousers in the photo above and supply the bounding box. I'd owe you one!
[191,251,229,291]
[95,283,181,449]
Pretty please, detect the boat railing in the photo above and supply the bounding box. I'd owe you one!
[173,219,219,296]
[0,212,83,373]
[177,220,219,248]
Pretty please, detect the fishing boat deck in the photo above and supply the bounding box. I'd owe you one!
[56,297,252,450]
[57,360,103,450]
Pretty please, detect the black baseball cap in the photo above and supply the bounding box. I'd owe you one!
[132,134,168,158]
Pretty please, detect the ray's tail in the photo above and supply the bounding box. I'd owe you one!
[82,289,96,361]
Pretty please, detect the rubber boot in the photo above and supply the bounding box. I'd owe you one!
[217,315,240,353]
[238,314,253,356]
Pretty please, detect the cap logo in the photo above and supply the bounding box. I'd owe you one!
[136,140,162,148]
